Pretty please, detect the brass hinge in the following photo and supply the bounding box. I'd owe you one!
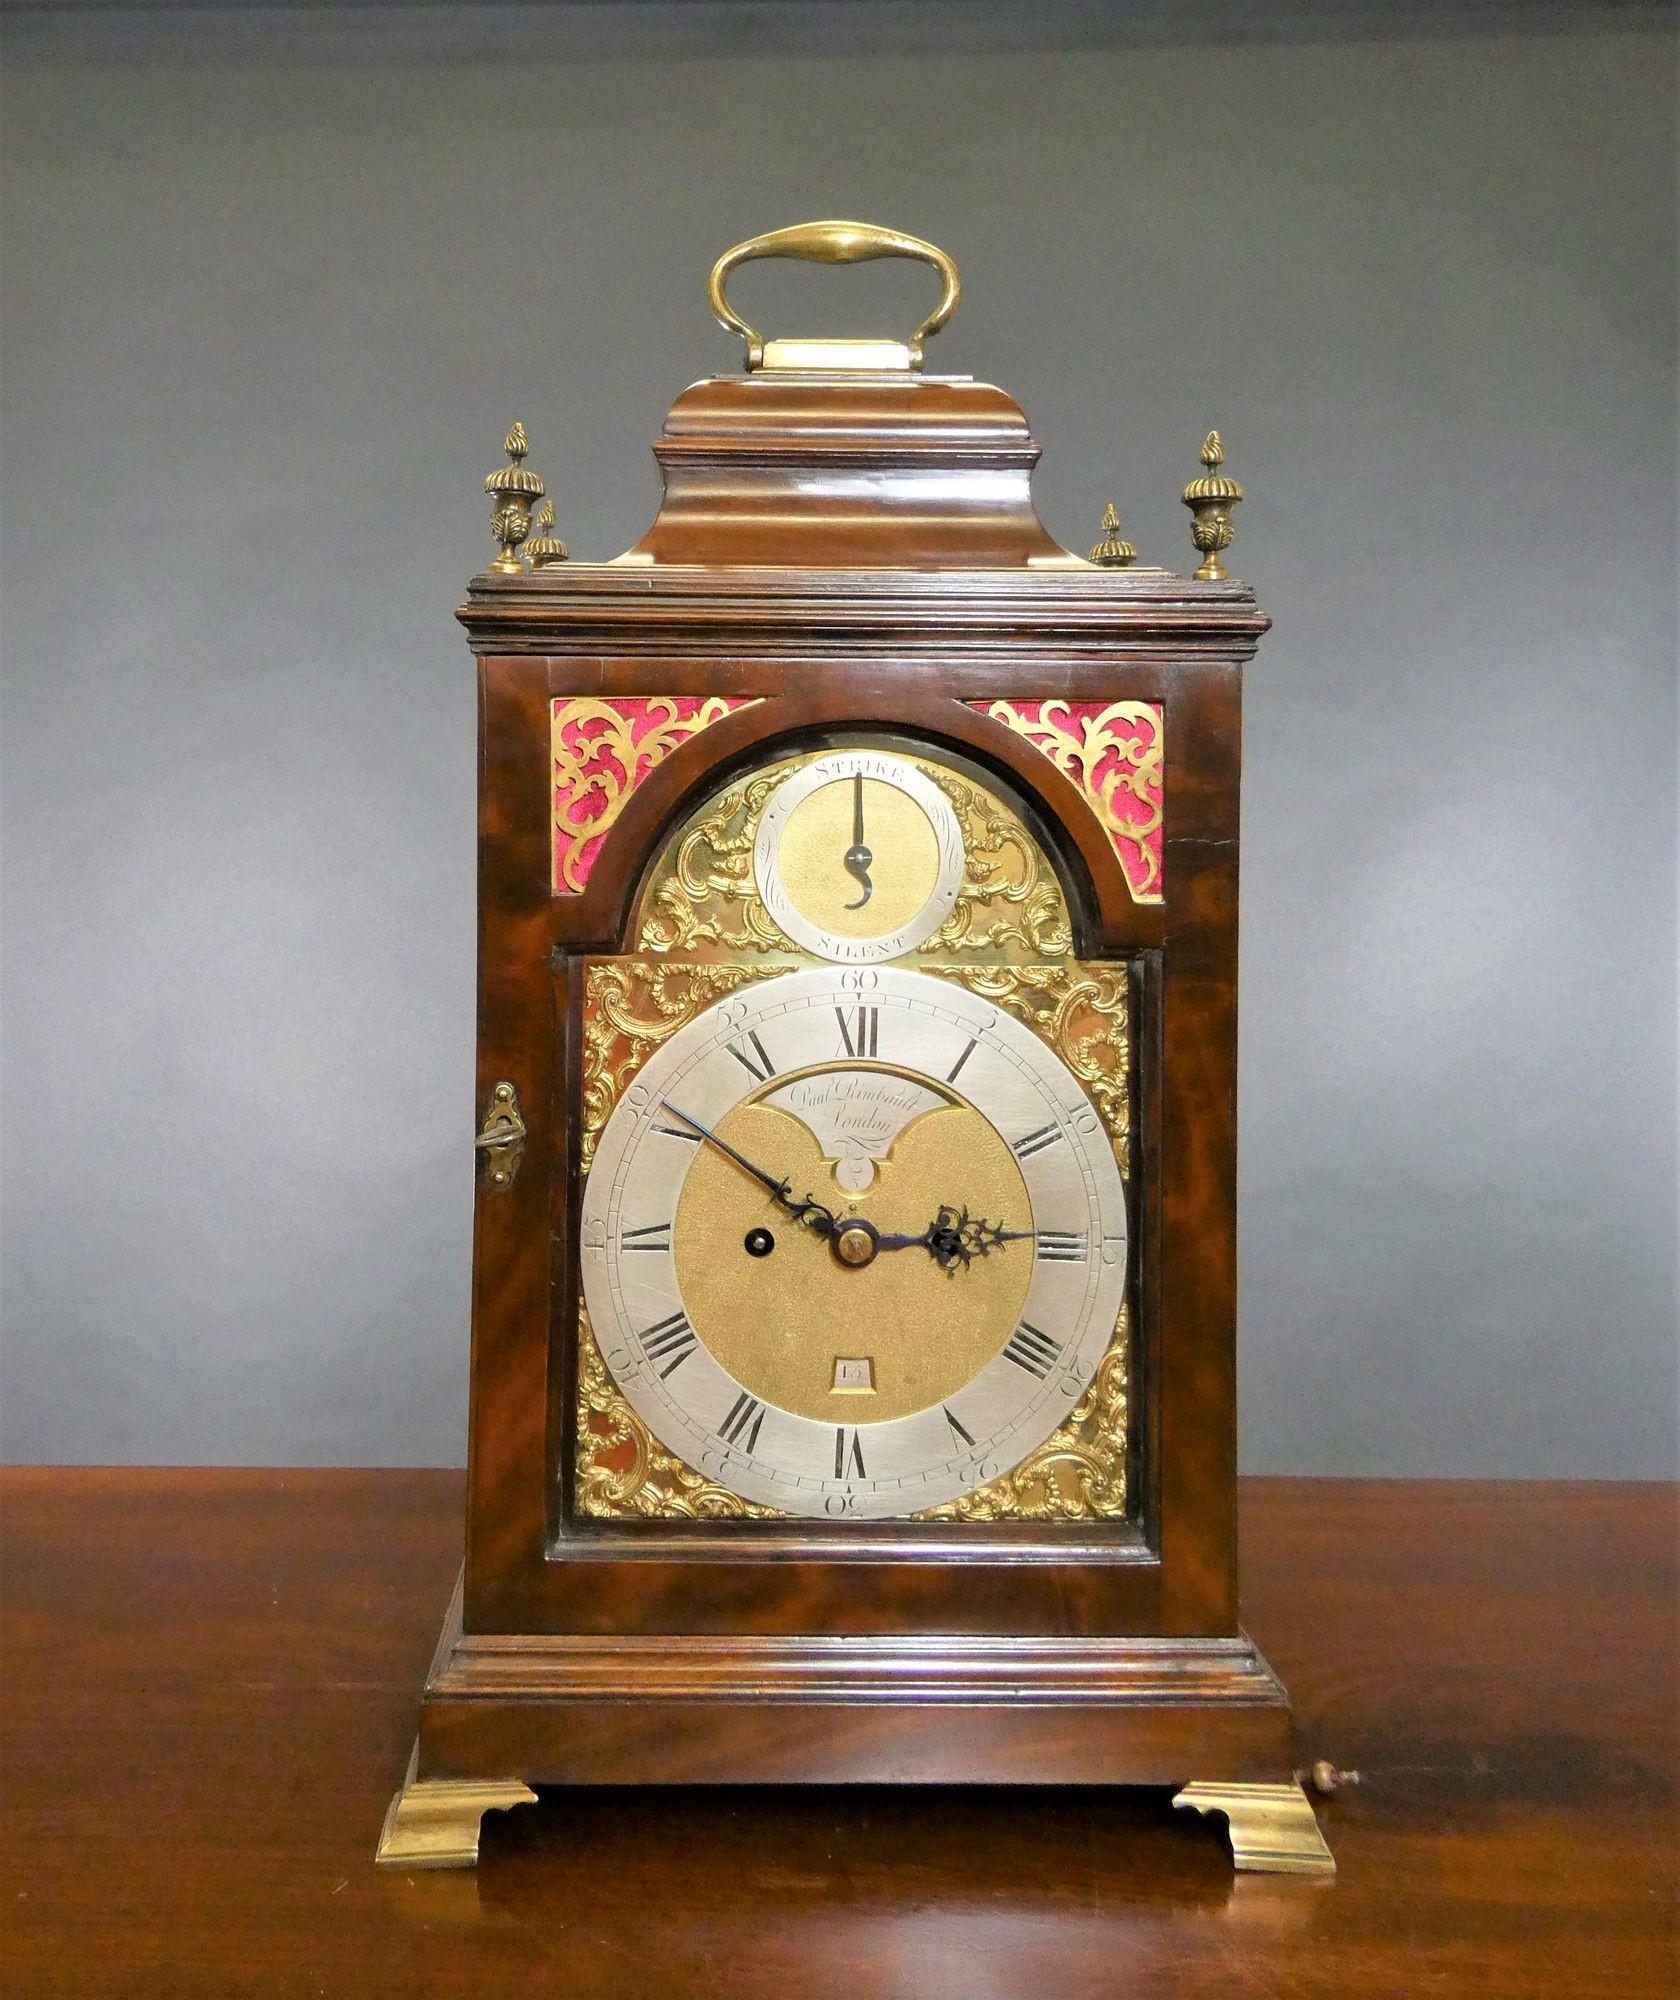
[474,1081,526,1191]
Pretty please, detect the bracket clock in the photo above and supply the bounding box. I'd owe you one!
[377,221,1334,1878]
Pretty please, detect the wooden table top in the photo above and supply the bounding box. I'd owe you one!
[2,1470,1673,1999]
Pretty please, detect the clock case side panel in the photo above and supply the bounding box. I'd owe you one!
[460,635,1244,1654]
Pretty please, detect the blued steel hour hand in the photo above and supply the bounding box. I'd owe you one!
[658,1101,836,1241]
[841,771,873,909]
[875,1204,1035,1273]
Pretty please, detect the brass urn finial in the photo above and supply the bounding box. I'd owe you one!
[483,421,545,575]
[525,499,569,570]
[1088,502,1138,568]
[1181,429,1244,582]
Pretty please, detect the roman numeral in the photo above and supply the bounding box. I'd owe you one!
[943,1406,975,1448]
[835,1004,880,1059]
[620,1222,672,1253]
[719,1392,765,1452]
[1012,1122,1064,1161]
[946,1039,977,1085]
[1003,1322,1062,1379]
[726,1030,776,1083]
[639,1311,697,1378]
[1036,1230,1087,1263]
[834,1427,866,1479]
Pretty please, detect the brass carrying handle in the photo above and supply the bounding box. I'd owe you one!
[707,220,962,372]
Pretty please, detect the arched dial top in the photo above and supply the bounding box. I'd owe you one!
[632,741,1074,966]
[579,966,1128,1519]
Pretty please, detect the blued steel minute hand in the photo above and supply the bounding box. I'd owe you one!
[658,1101,836,1240]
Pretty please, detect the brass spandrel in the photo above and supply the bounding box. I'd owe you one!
[917,765,1073,958]
[552,695,759,899]
[972,701,1163,907]
[575,1302,780,1521]
[579,959,789,1175]
[920,1306,1128,1523]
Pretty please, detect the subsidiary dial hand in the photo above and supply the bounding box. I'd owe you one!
[874,1204,1036,1273]
[659,1101,837,1241]
[841,772,873,909]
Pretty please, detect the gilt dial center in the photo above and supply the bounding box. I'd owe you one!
[670,1070,1034,1426]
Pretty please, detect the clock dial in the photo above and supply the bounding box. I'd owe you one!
[754,751,966,962]
[580,966,1128,1518]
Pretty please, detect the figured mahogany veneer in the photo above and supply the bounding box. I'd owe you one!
[416,1573,1292,1789]
[417,363,1279,1806]
[623,372,1074,566]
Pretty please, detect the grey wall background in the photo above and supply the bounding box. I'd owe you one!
[2,0,1675,1474]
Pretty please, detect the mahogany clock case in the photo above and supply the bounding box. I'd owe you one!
[411,353,1288,1799]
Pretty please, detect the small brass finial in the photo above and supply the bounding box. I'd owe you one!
[1181,429,1245,582]
[483,422,545,576]
[525,499,569,570]
[1088,503,1138,568]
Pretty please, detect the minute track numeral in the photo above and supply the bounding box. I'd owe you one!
[1002,1322,1062,1379]
[718,1392,766,1452]
[835,1004,880,1059]
[834,1427,866,1479]
[725,1030,777,1084]
[638,1311,698,1379]
[620,1222,672,1253]
[1012,1123,1064,1161]
[1036,1230,1087,1263]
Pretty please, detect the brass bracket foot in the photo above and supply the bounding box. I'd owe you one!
[375,1743,538,1870]
[1172,1778,1336,1877]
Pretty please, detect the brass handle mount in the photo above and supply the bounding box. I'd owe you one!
[706,219,962,374]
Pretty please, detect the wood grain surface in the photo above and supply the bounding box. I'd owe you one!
[455,364,1264,1670]
[2,1471,1673,1999]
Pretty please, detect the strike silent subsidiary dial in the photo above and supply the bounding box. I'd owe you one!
[752,751,967,964]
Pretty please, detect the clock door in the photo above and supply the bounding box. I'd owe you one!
[505,687,1180,1649]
